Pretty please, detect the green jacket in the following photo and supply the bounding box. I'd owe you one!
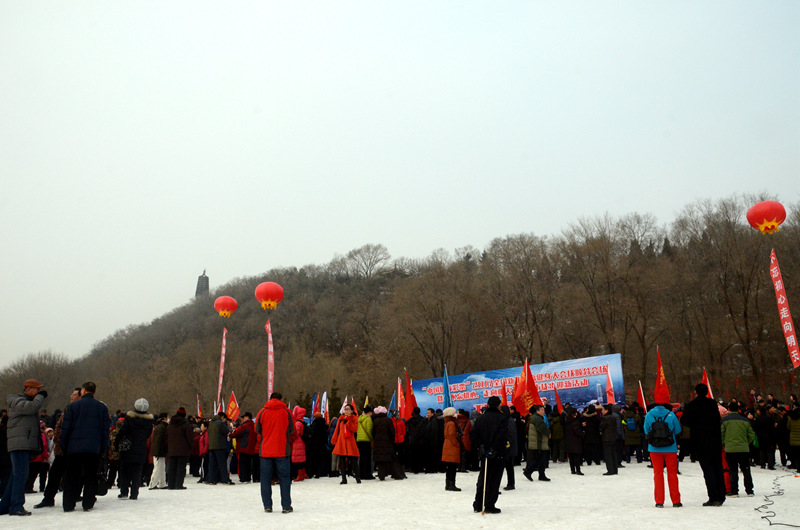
[527,414,550,451]
[720,412,755,453]
[788,410,800,447]
[623,411,643,446]
[356,413,373,442]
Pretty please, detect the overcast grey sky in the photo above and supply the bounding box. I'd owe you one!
[1,2,798,369]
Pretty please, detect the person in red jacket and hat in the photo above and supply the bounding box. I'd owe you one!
[229,412,257,483]
[256,393,294,514]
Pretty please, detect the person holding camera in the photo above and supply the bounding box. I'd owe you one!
[470,396,508,514]
[0,379,47,516]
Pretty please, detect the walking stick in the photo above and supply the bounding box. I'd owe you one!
[481,456,489,515]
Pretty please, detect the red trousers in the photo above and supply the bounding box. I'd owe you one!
[651,452,680,505]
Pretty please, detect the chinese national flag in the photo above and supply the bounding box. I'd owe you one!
[501,381,508,407]
[403,369,418,420]
[512,359,543,414]
[226,391,240,422]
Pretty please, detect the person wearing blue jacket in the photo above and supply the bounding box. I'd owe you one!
[644,403,682,508]
[60,381,111,512]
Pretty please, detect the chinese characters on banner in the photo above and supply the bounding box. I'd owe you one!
[266,320,275,397]
[770,250,800,369]
[216,328,227,406]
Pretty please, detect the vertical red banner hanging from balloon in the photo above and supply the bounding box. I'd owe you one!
[266,320,275,397]
[196,394,203,419]
[217,328,227,407]
[770,250,800,369]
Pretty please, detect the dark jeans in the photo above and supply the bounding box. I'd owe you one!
[696,450,726,502]
[237,452,253,482]
[42,454,67,503]
[524,449,548,477]
[208,449,231,484]
[446,462,458,485]
[0,450,31,514]
[63,452,100,511]
[167,456,188,489]
[357,441,373,478]
[26,461,48,492]
[260,456,291,510]
[603,443,618,474]
[726,452,753,495]
[759,443,776,469]
[118,462,143,498]
[568,452,582,473]
[626,444,643,463]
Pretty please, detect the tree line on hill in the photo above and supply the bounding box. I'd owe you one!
[2,194,798,415]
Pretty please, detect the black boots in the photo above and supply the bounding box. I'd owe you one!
[445,480,461,491]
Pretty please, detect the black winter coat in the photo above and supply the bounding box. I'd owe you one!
[371,413,395,463]
[599,413,617,443]
[60,393,111,455]
[564,415,584,454]
[754,413,778,446]
[406,414,425,445]
[167,415,194,457]
[681,395,722,453]
[117,411,154,464]
[470,407,508,459]
[582,412,601,445]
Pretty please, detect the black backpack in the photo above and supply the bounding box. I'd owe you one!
[647,413,674,448]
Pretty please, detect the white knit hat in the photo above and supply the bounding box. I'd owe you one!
[134,398,149,413]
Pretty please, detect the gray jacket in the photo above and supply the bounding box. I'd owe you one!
[6,392,46,452]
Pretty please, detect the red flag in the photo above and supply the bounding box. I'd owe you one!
[637,381,647,413]
[196,394,203,419]
[702,368,714,399]
[553,387,564,415]
[350,396,358,414]
[265,320,275,397]
[654,347,670,403]
[226,391,240,421]
[217,328,227,407]
[770,249,800,368]
[501,381,508,407]
[605,368,615,404]
[403,369,418,420]
[512,359,543,414]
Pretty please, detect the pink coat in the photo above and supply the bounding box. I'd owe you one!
[290,406,306,463]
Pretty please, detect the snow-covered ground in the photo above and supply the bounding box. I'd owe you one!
[7,461,800,529]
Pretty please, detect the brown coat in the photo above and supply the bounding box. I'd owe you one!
[331,414,360,457]
[441,417,461,464]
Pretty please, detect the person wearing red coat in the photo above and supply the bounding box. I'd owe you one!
[391,412,408,479]
[442,408,462,491]
[331,404,360,484]
[229,412,258,483]
[256,393,294,513]
[290,407,308,482]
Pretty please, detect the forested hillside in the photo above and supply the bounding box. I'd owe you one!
[3,195,798,415]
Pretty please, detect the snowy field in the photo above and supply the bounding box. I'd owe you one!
[4,461,799,529]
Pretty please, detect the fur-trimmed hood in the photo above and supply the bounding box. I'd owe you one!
[127,410,154,421]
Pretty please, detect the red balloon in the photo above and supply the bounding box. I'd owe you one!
[746,200,786,234]
[214,296,238,318]
[255,282,284,310]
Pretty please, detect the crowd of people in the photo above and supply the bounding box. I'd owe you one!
[1,378,799,516]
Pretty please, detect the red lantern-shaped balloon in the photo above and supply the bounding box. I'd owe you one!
[746,200,786,234]
[214,296,238,318]
[255,282,284,310]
